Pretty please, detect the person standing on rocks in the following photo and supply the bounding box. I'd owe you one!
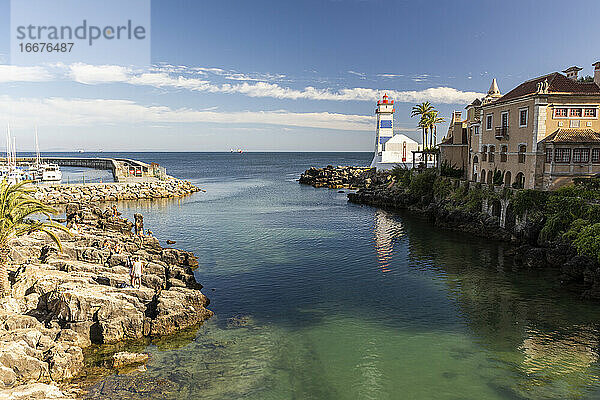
[131,256,144,289]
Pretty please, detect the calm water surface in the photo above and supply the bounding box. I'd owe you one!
[70,152,600,399]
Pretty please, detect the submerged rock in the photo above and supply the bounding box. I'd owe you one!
[111,352,149,368]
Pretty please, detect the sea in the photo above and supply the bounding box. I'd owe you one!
[39,152,600,400]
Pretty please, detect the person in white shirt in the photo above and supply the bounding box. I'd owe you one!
[131,256,143,289]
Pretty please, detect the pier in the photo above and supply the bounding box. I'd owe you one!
[5,157,167,182]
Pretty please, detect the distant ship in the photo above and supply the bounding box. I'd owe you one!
[230,149,243,153]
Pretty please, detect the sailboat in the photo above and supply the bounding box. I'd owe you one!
[28,128,62,182]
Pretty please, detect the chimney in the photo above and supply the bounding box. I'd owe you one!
[562,66,582,81]
[594,62,600,86]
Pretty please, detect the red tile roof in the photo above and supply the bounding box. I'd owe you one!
[539,128,600,144]
[496,73,600,103]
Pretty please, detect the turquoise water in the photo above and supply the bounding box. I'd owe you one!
[79,152,600,399]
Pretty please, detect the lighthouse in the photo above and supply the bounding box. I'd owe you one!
[370,93,419,170]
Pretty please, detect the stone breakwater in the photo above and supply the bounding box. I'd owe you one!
[33,179,201,205]
[0,203,212,399]
[298,166,383,189]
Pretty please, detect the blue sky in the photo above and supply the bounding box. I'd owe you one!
[1,0,600,151]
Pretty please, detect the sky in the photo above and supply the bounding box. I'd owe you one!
[1,0,600,152]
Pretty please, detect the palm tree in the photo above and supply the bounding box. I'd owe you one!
[426,110,445,148]
[411,102,434,150]
[0,180,70,297]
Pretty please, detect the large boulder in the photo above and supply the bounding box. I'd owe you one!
[150,287,212,336]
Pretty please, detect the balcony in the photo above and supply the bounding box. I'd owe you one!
[495,126,509,140]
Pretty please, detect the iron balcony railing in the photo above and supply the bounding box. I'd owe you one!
[495,126,509,139]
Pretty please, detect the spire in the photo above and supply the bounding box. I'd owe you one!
[488,78,500,95]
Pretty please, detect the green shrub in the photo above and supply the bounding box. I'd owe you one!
[440,160,464,179]
[545,195,587,221]
[512,190,549,218]
[563,218,590,241]
[433,177,453,200]
[572,223,600,263]
[390,166,412,187]
[409,169,437,198]
[539,214,570,242]
[586,204,600,223]
[463,186,484,213]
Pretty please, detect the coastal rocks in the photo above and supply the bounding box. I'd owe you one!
[0,202,212,395]
[150,287,213,336]
[33,179,200,205]
[0,382,71,400]
[299,166,376,189]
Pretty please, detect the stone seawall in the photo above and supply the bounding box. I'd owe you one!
[33,179,201,205]
[0,203,212,399]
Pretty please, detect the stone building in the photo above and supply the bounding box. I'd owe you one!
[442,64,600,190]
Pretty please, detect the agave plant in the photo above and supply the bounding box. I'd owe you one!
[0,180,70,297]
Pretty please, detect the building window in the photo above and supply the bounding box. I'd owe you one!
[555,148,571,163]
[519,108,528,127]
[481,145,487,161]
[570,120,580,128]
[573,148,590,163]
[486,114,493,130]
[489,145,495,162]
[593,148,600,163]
[474,125,480,135]
[554,108,568,118]
[518,145,526,163]
[585,108,597,118]
[501,112,509,128]
[570,108,583,117]
[500,145,508,162]
[545,148,552,163]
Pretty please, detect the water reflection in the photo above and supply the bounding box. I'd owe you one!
[397,210,600,399]
[372,210,404,273]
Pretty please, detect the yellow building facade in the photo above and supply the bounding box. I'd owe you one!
[441,64,600,190]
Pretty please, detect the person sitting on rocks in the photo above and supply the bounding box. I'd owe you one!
[70,221,80,235]
[130,256,144,289]
[112,205,120,217]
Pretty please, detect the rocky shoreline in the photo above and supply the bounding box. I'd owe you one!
[0,202,212,399]
[299,165,600,299]
[33,179,201,205]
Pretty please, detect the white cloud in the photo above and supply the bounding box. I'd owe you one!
[2,63,483,105]
[68,63,131,84]
[0,65,53,83]
[0,95,374,131]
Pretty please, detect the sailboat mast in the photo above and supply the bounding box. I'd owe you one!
[35,127,41,166]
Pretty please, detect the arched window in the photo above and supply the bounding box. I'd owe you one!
[504,171,512,187]
[487,170,494,185]
[472,156,479,182]
[514,172,525,189]
[480,169,486,183]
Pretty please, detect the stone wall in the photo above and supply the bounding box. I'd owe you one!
[33,179,200,205]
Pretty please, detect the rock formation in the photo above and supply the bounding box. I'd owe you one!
[0,203,212,398]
